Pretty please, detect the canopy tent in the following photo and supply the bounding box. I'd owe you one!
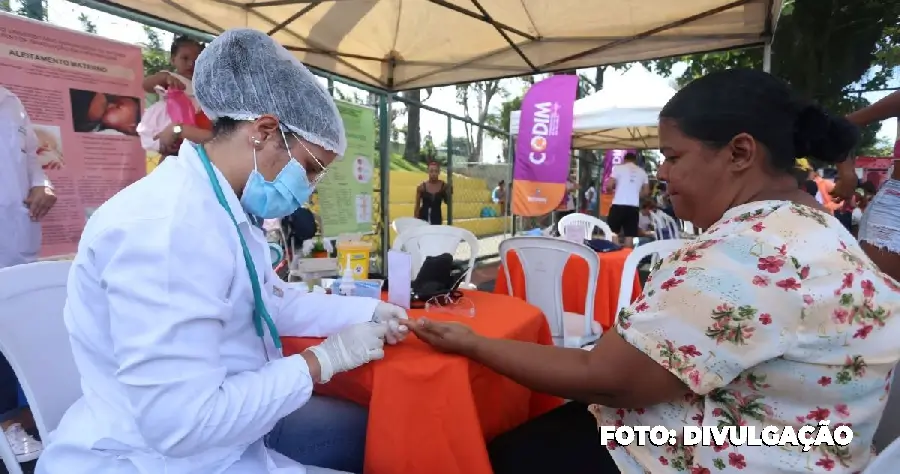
[509,66,677,149]
[77,0,783,91]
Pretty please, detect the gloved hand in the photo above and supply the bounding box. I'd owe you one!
[372,302,410,345]
[307,322,387,383]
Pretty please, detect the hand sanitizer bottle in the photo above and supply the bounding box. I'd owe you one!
[338,256,355,296]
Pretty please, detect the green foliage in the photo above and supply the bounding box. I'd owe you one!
[16,0,45,20]
[0,1,10,12]
[389,152,428,171]
[644,0,900,151]
[484,94,521,144]
[141,25,169,78]
[77,12,96,34]
[859,137,895,157]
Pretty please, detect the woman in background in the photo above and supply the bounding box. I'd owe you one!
[414,161,451,225]
[832,90,900,282]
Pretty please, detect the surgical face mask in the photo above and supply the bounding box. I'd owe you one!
[240,128,313,219]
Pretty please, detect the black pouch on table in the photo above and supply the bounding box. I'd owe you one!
[409,253,469,308]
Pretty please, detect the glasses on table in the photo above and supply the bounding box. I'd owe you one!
[424,292,476,318]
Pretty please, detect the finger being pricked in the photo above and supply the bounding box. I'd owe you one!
[405,318,446,338]
[384,320,409,345]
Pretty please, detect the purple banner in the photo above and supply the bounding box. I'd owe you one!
[512,75,578,217]
[601,149,637,193]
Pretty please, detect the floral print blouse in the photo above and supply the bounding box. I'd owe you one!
[592,201,900,473]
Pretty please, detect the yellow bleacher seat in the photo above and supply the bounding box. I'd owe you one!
[380,169,507,245]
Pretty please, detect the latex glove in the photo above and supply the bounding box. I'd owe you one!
[307,322,387,383]
[372,302,410,345]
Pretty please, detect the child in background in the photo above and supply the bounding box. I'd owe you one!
[137,36,211,158]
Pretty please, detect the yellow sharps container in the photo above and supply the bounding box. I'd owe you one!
[335,238,372,280]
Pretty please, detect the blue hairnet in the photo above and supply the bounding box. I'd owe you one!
[193,28,346,155]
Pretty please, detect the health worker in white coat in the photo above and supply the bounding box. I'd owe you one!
[0,86,57,268]
[37,29,409,474]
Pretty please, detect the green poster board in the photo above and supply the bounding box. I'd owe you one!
[317,100,376,238]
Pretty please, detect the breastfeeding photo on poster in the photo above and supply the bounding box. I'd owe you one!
[32,124,65,170]
[68,88,141,136]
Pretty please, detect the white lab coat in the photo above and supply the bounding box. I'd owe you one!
[0,87,51,269]
[37,142,380,474]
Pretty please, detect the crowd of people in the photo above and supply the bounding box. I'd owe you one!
[1,24,900,474]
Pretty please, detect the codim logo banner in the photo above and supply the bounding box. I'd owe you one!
[512,75,577,217]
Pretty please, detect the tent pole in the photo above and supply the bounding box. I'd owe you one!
[762,43,772,73]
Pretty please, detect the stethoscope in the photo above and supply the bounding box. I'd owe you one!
[194,144,282,353]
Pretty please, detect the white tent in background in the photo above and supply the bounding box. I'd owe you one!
[510,66,677,149]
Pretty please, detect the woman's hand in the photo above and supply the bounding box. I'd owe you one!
[163,73,186,91]
[155,123,182,153]
[406,318,480,355]
[24,186,57,221]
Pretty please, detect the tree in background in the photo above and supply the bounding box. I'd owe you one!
[141,25,169,78]
[455,80,502,162]
[77,12,96,34]
[0,0,46,20]
[17,0,45,20]
[401,88,432,164]
[645,0,900,155]
[140,25,170,105]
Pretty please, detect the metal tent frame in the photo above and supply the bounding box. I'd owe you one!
[72,0,780,90]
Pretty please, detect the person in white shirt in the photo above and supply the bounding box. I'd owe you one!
[36,29,409,474]
[491,179,507,215]
[606,152,649,244]
[0,85,57,463]
[555,174,578,223]
[583,184,597,214]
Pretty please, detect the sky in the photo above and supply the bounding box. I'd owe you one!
[25,0,900,165]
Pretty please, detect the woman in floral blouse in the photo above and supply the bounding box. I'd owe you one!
[408,69,900,474]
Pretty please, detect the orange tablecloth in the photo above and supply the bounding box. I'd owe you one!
[282,291,561,474]
[495,248,641,330]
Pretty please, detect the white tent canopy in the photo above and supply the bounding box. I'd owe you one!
[510,66,677,149]
[79,0,783,91]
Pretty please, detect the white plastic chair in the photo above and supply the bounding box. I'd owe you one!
[0,261,81,473]
[0,432,22,474]
[500,236,601,348]
[873,366,900,453]
[558,212,613,241]
[651,211,682,240]
[391,217,429,235]
[865,436,900,472]
[615,239,688,321]
[392,225,479,283]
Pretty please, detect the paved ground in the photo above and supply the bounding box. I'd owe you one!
[453,233,505,264]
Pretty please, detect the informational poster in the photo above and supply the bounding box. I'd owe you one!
[317,100,376,238]
[0,13,145,258]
